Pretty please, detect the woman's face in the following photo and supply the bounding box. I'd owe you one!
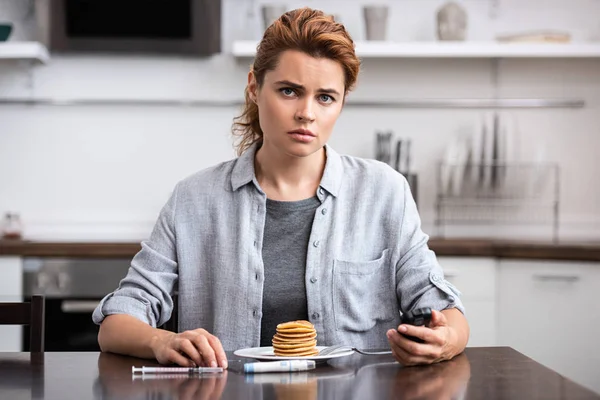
[249,50,345,159]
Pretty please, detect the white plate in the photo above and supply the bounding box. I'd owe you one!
[233,346,354,362]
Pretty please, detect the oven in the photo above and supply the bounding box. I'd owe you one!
[22,257,131,351]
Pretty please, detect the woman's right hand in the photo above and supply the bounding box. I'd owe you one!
[150,328,228,369]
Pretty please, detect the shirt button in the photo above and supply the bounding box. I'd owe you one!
[448,295,455,302]
[432,275,440,282]
[310,277,317,283]
[313,240,320,248]
[318,188,324,195]
[312,312,320,319]
[255,273,259,280]
[321,208,327,215]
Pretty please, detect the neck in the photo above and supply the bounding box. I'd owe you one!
[254,142,326,201]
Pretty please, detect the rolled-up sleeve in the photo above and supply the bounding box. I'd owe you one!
[92,183,180,327]
[395,177,465,315]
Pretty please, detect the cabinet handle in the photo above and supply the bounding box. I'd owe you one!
[444,269,459,279]
[61,300,100,313]
[533,274,580,283]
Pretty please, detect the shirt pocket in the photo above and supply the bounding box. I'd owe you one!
[333,248,396,332]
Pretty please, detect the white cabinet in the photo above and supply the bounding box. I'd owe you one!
[434,256,600,393]
[0,256,23,351]
[437,257,497,347]
[498,260,600,395]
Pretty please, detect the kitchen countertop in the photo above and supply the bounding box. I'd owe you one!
[0,347,598,400]
[1,238,600,261]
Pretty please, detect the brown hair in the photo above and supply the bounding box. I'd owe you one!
[231,7,361,156]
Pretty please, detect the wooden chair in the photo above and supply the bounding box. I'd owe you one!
[0,295,45,352]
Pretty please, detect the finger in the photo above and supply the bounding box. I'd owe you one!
[388,330,419,365]
[167,349,196,367]
[390,344,409,365]
[429,309,448,328]
[206,334,228,369]
[389,329,443,360]
[192,335,218,368]
[391,344,429,366]
[390,327,433,349]
[177,339,203,366]
[397,324,443,345]
[388,328,414,351]
[398,336,441,360]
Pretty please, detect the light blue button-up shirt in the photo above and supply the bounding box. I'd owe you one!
[92,143,464,350]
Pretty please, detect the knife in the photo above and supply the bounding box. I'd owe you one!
[395,139,402,173]
[405,138,411,176]
[384,131,393,165]
[491,113,499,188]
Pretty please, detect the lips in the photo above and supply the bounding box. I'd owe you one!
[288,129,316,137]
[288,129,317,143]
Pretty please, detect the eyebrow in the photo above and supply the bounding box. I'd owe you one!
[274,80,341,96]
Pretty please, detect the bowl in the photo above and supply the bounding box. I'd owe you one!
[0,23,13,42]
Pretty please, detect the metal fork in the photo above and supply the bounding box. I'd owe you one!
[319,345,392,356]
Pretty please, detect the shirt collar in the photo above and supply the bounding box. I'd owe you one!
[230,142,343,197]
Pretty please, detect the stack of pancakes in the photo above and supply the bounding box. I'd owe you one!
[272,320,319,357]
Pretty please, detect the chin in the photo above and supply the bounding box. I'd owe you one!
[284,142,323,158]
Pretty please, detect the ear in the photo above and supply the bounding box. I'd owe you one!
[247,71,258,104]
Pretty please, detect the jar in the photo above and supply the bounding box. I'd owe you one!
[1,212,23,240]
[436,1,468,41]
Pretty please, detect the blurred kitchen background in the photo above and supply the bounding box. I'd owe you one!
[1,0,600,394]
[0,0,599,241]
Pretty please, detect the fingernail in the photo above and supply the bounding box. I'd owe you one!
[211,361,218,368]
[386,330,393,338]
[221,359,228,369]
[398,326,408,333]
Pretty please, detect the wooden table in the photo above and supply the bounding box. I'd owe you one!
[0,347,598,399]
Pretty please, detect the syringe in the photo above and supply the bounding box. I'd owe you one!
[131,366,223,374]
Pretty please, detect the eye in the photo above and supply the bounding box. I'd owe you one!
[319,94,334,104]
[280,88,296,97]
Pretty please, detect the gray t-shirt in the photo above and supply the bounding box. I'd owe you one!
[260,196,320,347]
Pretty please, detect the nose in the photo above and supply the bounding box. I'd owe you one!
[295,99,316,122]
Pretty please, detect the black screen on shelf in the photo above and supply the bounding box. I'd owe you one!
[64,0,192,39]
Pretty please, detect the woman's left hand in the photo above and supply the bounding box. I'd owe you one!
[386,309,459,366]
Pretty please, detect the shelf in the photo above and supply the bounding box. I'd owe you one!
[0,42,50,64]
[0,97,584,109]
[232,40,600,59]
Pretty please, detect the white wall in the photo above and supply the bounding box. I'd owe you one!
[1,0,599,241]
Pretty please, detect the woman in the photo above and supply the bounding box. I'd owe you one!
[93,7,469,369]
